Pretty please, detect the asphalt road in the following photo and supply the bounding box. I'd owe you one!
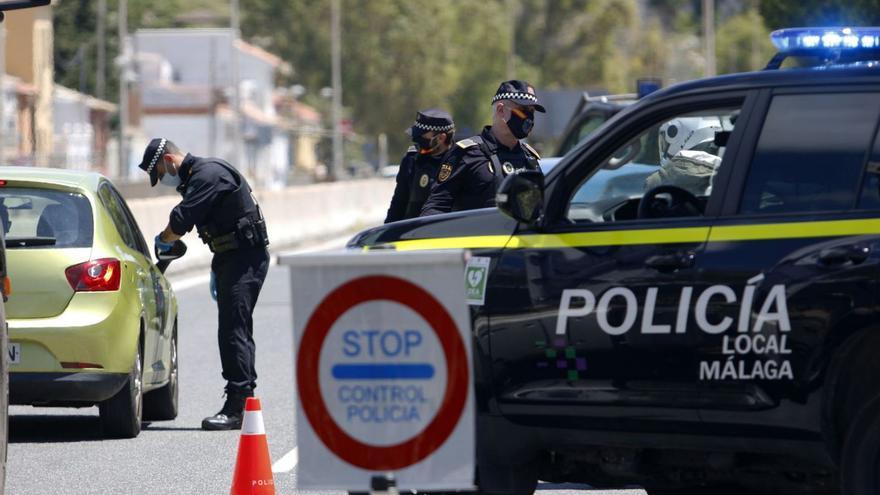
[6,240,647,495]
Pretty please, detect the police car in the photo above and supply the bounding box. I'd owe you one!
[351,28,880,494]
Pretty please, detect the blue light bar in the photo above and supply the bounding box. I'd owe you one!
[771,27,880,53]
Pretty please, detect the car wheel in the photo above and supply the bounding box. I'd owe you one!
[99,344,143,438]
[841,394,880,495]
[143,324,178,421]
[823,330,880,462]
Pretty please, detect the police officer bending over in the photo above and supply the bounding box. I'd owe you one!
[384,109,455,223]
[420,80,544,216]
[138,138,270,431]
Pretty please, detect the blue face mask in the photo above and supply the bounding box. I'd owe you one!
[159,161,181,188]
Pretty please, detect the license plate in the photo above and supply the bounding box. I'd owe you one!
[8,343,19,364]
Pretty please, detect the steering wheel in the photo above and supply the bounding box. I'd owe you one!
[638,185,703,219]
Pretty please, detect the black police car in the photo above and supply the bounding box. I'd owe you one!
[350,28,880,494]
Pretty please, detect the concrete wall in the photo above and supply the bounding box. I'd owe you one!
[125,178,394,276]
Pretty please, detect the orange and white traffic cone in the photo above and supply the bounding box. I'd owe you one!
[230,397,276,495]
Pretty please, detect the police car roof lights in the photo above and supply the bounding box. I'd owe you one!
[765,27,880,70]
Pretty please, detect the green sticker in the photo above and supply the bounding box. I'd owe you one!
[465,257,491,306]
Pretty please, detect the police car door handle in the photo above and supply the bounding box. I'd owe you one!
[818,245,870,265]
[645,251,695,271]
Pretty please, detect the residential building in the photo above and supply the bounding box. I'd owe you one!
[4,4,53,166]
[133,28,299,189]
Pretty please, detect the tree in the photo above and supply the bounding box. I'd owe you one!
[759,0,880,30]
[716,7,776,74]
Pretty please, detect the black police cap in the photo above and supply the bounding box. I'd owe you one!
[410,108,455,138]
[138,137,168,187]
[492,80,546,113]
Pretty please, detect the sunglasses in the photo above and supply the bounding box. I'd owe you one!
[508,105,535,119]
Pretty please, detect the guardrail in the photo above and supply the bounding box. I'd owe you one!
[125,178,394,276]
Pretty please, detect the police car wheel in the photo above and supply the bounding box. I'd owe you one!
[841,394,880,495]
[822,330,880,463]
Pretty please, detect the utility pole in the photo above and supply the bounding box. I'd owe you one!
[330,0,342,181]
[118,0,128,179]
[230,0,243,175]
[702,0,716,77]
[506,0,515,79]
[0,18,6,164]
[96,0,106,99]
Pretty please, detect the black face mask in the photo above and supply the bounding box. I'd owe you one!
[506,108,534,139]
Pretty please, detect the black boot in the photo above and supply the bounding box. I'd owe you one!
[201,391,251,431]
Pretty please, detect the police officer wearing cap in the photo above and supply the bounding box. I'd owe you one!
[384,109,455,223]
[138,138,270,431]
[420,80,544,216]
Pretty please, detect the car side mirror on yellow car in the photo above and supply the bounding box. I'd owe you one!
[155,240,188,274]
[496,169,544,226]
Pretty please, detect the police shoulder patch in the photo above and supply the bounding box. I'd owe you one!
[438,163,453,182]
[406,145,418,153]
[456,138,478,149]
[521,142,541,159]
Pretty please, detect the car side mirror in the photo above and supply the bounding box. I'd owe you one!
[496,170,544,225]
[155,240,187,274]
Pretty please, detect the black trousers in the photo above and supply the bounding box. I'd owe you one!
[211,246,270,394]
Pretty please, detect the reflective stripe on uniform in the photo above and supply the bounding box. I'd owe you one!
[383,218,880,251]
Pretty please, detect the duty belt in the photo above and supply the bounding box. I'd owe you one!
[203,215,269,254]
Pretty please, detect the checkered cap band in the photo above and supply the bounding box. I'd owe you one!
[414,121,454,132]
[492,92,538,103]
[146,138,167,174]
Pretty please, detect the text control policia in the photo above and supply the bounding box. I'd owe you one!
[352,27,880,495]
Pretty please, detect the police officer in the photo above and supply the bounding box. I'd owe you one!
[420,80,544,216]
[384,109,455,223]
[138,138,270,431]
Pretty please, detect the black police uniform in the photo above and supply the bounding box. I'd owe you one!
[385,108,455,223]
[420,126,541,215]
[385,146,444,222]
[169,154,270,419]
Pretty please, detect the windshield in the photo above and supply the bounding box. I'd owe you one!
[0,188,94,248]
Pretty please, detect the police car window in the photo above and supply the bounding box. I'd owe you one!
[856,112,880,210]
[740,93,880,215]
[566,108,740,223]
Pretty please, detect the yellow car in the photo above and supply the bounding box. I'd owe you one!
[2,168,179,438]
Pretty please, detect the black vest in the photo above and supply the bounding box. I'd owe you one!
[470,135,540,189]
[404,153,441,219]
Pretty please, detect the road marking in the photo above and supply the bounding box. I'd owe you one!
[272,446,299,473]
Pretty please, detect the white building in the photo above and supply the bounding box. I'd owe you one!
[52,85,116,173]
[132,28,291,189]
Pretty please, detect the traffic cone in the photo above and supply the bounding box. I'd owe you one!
[230,397,276,495]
